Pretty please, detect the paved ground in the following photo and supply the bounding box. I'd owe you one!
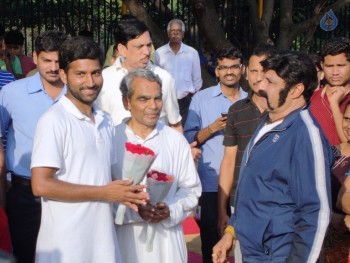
[183,216,234,263]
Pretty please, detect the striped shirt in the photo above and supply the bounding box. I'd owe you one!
[223,94,266,203]
[0,70,15,91]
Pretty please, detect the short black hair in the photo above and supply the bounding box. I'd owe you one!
[251,44,275,58]
[114,15,149,47]
[4,30,24,45]
[34,30,67,55]
[261,50,318,103]
[216,46,243,65]
[59,36,104,72]
[321,37,350,62]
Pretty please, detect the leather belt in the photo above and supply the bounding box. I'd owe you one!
[10,173,31,187]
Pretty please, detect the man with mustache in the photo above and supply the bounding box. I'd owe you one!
[0,30,67,263]
[310,37,350,145]
[184,47,247,263]
[155,19,203,125]
[98,15,183,133]
[212,51,332,263]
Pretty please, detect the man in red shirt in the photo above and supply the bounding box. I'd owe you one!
[310,37,350,145]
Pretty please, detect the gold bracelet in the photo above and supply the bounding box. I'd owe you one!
[207,125,214,134]
[224,225,236,239]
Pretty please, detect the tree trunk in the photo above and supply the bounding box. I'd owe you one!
[190,0,232,52]
[246,0,274,46]
[122,0,168,48]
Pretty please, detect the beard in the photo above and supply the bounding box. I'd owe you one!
[68,85,101,105]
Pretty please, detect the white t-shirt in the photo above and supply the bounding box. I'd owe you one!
[155,42,203,99]
[31,96,121,263]
[114,120,202,263]
[98,57,181,126]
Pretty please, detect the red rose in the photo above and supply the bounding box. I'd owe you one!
[147,170,173,182]
[125,142,155,156]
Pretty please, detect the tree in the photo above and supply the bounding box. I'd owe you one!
[124,0,350,87]
[125,0,350,51]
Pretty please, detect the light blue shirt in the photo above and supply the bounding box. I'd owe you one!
[0,72,66,178]
[184,83,247,192]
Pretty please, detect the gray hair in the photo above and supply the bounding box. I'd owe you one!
[120,68,162,99]
[167,19,185,32]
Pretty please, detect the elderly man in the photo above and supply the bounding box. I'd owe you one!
[155,18,202,125]
[114,68,201,263]
[213,50,332,263]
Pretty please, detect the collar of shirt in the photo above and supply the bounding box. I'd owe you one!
[123,118,161,142]
[211,83,247,100]
[59,95,106,126]
[165,42,186,55]
[28,72,67,102]
[27,72,46,94]
[113,56,155,74]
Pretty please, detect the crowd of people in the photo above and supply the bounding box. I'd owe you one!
[0,14,349,263]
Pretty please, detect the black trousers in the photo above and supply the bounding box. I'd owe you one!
[196,192,231,263]
[6,183,41,263]
[178,93,193,126]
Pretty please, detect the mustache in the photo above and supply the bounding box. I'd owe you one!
[258,90,268,99]
[80,85,100,91]
[258,90,274,111]
[47,70,59,74]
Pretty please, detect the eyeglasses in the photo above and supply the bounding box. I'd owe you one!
[217,64,243,71]
[169,29,183,34]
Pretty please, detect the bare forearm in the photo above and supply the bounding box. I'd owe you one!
[32,167,149,206]
[196,124,214,145]
[218,165,235,213]
[32,176,107,202]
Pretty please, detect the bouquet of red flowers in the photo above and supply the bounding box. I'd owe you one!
[115,142,156,225]
[146,170,174,204]
[145,170,174,251]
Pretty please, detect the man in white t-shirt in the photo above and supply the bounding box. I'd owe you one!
[31,36,149,263]
[98,15,183,133]
[155,19,203,125]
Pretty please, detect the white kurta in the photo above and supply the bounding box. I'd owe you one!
[98,57,181,126]
[31,96,121,263]
[113,121,201,263]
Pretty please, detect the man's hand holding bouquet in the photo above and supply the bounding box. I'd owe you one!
[115,142,156,225]
[138,170,174,251]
